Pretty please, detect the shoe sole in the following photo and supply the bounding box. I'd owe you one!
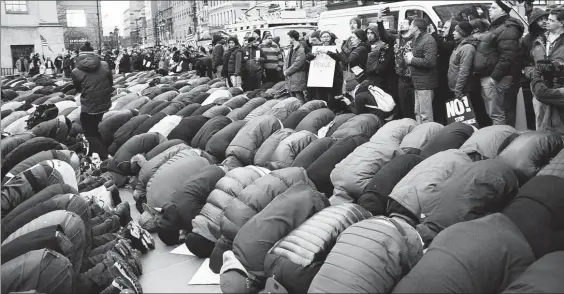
[109,261,142,294]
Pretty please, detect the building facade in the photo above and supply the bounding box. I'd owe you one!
[1,0,64,73]
[56,0,102,52]
[171,0,195,44]
[207,0,251,34]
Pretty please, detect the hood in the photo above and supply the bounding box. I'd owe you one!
[75,53,102,72]
[460,36,481,48]
[528,8,548,33]
[365,25,380,44]
[494,15,525,34]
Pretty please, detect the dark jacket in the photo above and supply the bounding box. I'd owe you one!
[109,132,164,176]
[227,46,245,76]
[205,120,247,162]
[191,115,232,150]
[119,53,131,73]
[110,114,151,152]
[365,25,395,89]
[212,40,225,69]
[71,53,113,114]
[420,122,475,158]
[167,115,210,143]
[448,37,480,98]
[291,137,336,169]
[1,137,64,180]
[378,21,413,78]
[392,213,535,293]
[329,41,370,70]
[502,251,564,293]
[473,15,525,81]
[408,31,438,90]
[284,43,307,92]
[528,56,564,135]
[520,8,549,84]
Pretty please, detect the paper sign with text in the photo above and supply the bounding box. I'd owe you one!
[307,46,338,88]
[446,96,478,127]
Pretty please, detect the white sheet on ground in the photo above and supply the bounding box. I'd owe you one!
[188,259,220,285]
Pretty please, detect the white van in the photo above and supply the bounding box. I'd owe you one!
[318,1,527,44]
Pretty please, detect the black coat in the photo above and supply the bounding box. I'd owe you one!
[191,116,232,150]
[132,112,167,136]
[502,251,564,293]
[291,137,336,170]
[71,54,113,114]
[1,137,64,179]
[110,114,151,153]
[145,139,186,160]
[205,120,247,161]
[98,109,137,146]
[420,122,475,158]
[167,115,209,143]
[176,103,202,117]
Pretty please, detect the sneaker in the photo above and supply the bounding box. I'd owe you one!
[109,260,143,294]
[113,239,142,276]
[114,202,132,227]
[100,278,139,294]
[120,221,155,253]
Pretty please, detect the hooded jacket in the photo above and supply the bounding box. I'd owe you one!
[365,25,395,88]
[227,97,266,121]
[71,53,113,114]
[502,251,564,293]
[205,120,247,162]
[473,15,524,81]
[109,132,165,176]
[529,70,564,135]
[459,125,519,160]
[191,166,269,245]
[219,183,329,294]
[330,113,383,139]
[309,216,424,293]
[146,149,210,209]
[448,37,480,97]
[392,213,535,293]
[1,137,65,180]
[264,204,372,294]
[416,159,520,246]
[254,128,296,168]
[267,131,318,170]
[520,8,549,77]
[399,122,444,154]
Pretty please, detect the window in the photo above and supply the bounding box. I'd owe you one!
[363,10,399,31]
[5,0,28,13]
[405,9,436,31]
[66,9,87,27]
[433,3,490,22]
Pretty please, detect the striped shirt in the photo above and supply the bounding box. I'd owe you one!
[259,43,284,70]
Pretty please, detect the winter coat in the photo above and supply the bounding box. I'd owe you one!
[227,46,245,76]
[291,137,336,169]
[538,148,564,178]
[244,99,279,121]
[109,132,165,176]
[191,166,269,244]
[176,103,202,117]
[0,133,35,157]
[1,137,64,179]
[473,15,524,80]
[309,216,424,293]
[146,150,210,209]
[71,54,113,114]
[330,41,370,71]
[29,116,71,143]
[399,122,443,154]
[370,118,417,146]
[520,8,549,75]
[99,109,137,145]
[460,125,519,160]
[331,113,382,139]
[132,112,168,136]
[223,95,249,110]
[420,122,475,158]
[267,131,318,170]
[264,204,372,294]
[167,115,210,143]
[242,45,266,77]
[225,115,283,166]
[266,97,303,121]
[358,154,424,216]
[392,213,535,293]
[191,104,215,117]
[389,149,473,221]
[219,183,329,294]
[408,31,438,90]
[3,150,78,184]
[254,129,296,168]
[202,105,231,118]
[307,134,368,196]
[365,32,395,88]
[416,160,520,246]
[283,110,310,129]
[2,210,87,274]
[284,43,307,92]
[448,37,480,97]
[138,100,165,115]
[529,71,564,135]
[145,139,186,160]
[214,167,315,271]
[502,251,564,293]
[191,116,232,150]
[153,91,179,102]
[295,109,335,134]
[157,165,226,246]
[148,115,183,138]
[110,114,151,152]
[498,131,563,182]
[1,111,29,133]
[205,120,247,162]
[227,97,266,121]
[134,144,191,203]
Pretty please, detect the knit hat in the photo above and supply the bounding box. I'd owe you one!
[455,21,473,37]
[247,36,256,43]
[345,77,359,92]
[353,29,368,43]
[412,18,428,31]
[79,41,94,52]
[496,0,513,14]
[528,8,549,27]
[253,29,261,37]
[470,18,488,33]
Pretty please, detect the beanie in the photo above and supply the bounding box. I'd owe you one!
[455,21,473,37]
[496,0,513,14]
[412,18,428,31]
[247,37,256,43]
[353,29,368,43]
[253,29,261,36]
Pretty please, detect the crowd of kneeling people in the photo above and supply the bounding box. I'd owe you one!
[2,0,564,293]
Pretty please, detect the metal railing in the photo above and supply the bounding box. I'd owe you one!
[1,68,17,77]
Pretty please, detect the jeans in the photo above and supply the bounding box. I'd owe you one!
[215,66,223,79]
[230,76,242,88]
[414,89,434,123]
[521,82,537,130]
[80,112,108,160]
[398,77,415,119]
[480,76,512,125]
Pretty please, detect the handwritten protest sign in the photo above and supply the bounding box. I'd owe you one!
[307,46,337,88]
[446,96,478,127]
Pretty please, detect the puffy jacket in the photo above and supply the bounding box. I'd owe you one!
[109,132,165,176]
[309,216,424,293]
[71,53,113,114]
[331,140,402,203]
[358,154,424,216]
[132,112,167,136]
[146,150,210,209]
[227,97,266,121]
[157,165,226,246]
[409,31,438,90]
[148,115,183,138]
[0,133,35,158]
[460,125,519,160]
[176,103,201,117]
[146,139,186,160]
[331,113,382,139]
[291,137,336,169]
[223,95,249,110]
[191,116,232,150]
[370,118,417,146]
[134,144,191,203]
[448,37,480,98]
[110,114,151,152]
[537,148,564,178]
[416,159,520,246]
[393,213,534,293]
[420,122,475,158]
[254,128,296,168]
[225,115,282,166]
[365,30,395,88]
[282,109,310,129]
[219,183,329,294]
[3,150,79,184]
[498,131,563,182]
[212,167,315,272]
[399,122,443,154]
[99,109,137,145]
[227,46,245,76]
[212,40,225,69]
[244,99,279,121]
[1,137,65,179]
[167,115,210,143]
[264,204,372,294]
[502,251,564,293]
[202,105,231,118]
[295,109,335,134]
[191,166,269,244]
[284,43,308,92]
[265,97,303,121]
[389,149,473,221]
[473,15,524,80]
[243,45,266,76]
[267,131,317,170]
[205,120,247,162]
[29,116,71,143]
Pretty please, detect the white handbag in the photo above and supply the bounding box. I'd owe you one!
[367,85,395,112]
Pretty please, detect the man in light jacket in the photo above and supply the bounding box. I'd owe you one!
[448,21,480,100]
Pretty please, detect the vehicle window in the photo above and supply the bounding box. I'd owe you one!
[363,10,399,31]
[272,27,316,48]
[406,9,436,31]
[433,3,491,22]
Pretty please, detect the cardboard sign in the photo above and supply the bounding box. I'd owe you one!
[446,96,478,127]
[307,46,337,88]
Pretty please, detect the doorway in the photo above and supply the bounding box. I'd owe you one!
[10,45,35,68]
